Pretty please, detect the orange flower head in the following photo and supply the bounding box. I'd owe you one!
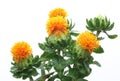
[49,8,67,18]
[77,31,99,53]
[11,41,32,63]
[46,16,68,37]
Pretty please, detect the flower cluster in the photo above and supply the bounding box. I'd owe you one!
[46,16,68,37]
[11,41,32,63]
[10,8,117,81]
[77,31,99,53]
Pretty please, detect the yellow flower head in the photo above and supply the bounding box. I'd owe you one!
[11,41,32,63]
[77,31,99,53]
[46,16,68,37]
[49,8,67,18]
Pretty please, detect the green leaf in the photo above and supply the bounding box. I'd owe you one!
[101,20,106,29]
[69,23,75,30]
[45,61,52,72]
[67,19,75,30]
[11,55,40,80]
[33,56,41,68]
[93,46,104,54]
[70,31,79,36]
[86,19,94,28]
[83,62,91,73]
[98,37,104,40]
[68,68,80,80]
[87,55,94,64]
[40,66,45,76]
[105,19,110,28]
[86,19,96,31]
[40,52,54,61]
[86,26,94,31]
[53,55,66,71]
[22,74,28,80]
[108,34,118,39]
[106,23,114,31]
[78,65,91,77]
[33,56,39,62]
[38,43,54,53]
[62,76,72,81]
[66,59,73,65]
[94,17,100,27]
[23,68,38,77]
[38,43,45,50]
[93,61,101,67]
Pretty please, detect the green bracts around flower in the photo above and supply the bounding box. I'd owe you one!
[86,15,114,31]
[86,15,117,39]
[10,55,41,80]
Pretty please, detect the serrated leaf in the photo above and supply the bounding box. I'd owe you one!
[108,34,117,39]
[93,46,104,53]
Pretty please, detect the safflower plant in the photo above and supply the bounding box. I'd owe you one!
[10,8,117,81]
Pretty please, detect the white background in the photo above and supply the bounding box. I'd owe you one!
[0,0,120,81]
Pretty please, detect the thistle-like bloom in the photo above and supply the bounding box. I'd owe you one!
[11,41,32,63]
[49,8,67,18]
[46,16,68,37]
[77,31,99,53]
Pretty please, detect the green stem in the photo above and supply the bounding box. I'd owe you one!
[104,31,109,36]
[96,31,101,37]
[41,68,45,76]
[68,65,71,69]
[58,71,64,81]
[29,77,34,81]
[57,49,61,55]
